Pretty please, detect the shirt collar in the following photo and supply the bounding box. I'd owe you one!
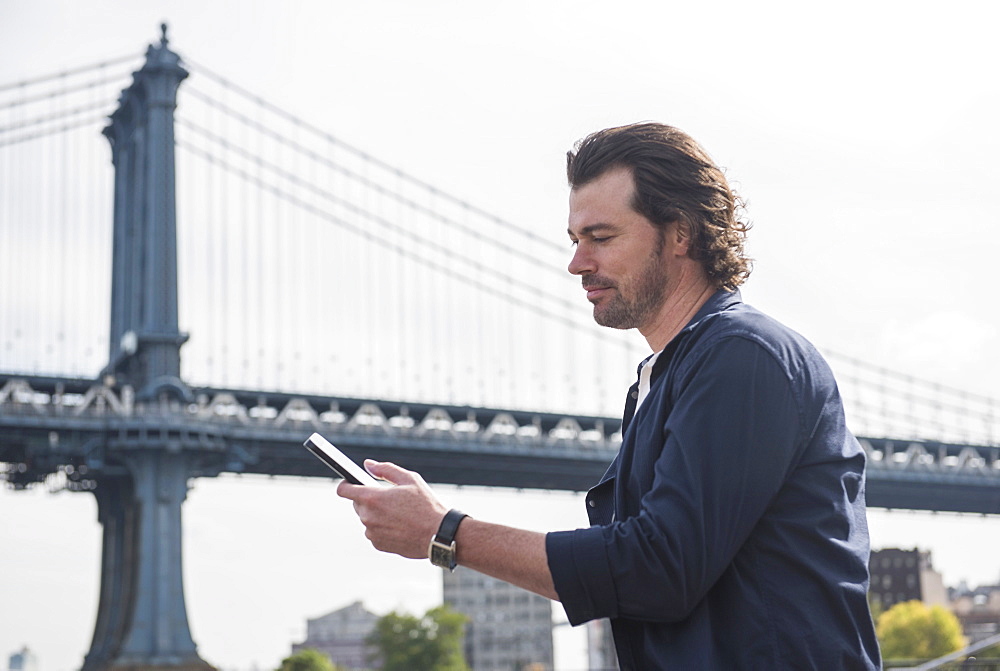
[644,288,743,378]
[684,288,742,331]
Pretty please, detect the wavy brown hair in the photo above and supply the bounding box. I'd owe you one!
[566,122,752,290]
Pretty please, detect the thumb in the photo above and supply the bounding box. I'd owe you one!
[364,460,418,486]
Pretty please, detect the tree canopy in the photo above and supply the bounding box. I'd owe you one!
[367,604,469,671]
[276,648,343,671]
[876,600,966,660]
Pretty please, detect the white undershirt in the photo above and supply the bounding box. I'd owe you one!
[636,349,663,410]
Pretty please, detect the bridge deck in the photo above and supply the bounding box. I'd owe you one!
[3,374,999,513]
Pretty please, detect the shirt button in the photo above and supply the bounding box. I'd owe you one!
[630,390,638,399]
[588,499,596,508]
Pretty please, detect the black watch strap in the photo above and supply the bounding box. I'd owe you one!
[429,509,469,571]
[435,509,468,545]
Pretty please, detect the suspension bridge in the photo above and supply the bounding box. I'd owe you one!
[1,27,998,671]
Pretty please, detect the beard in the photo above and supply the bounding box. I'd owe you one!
[587,247,669,330]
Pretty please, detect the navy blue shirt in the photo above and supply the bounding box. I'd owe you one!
[546,290,881,670]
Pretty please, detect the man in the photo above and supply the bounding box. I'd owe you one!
[337,122,881,669]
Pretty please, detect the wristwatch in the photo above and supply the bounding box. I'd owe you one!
[428,509,469,571]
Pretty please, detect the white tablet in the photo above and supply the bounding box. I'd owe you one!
[303,432,383,486]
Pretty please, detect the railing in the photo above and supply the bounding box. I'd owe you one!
[887,632,1000,670]
[5,374,1000,512]
[0,374,621,492]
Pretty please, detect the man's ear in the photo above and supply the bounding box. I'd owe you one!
[671,216,693,256]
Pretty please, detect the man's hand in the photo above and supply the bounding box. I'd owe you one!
[337,460,557,600]
[336,461,448,560]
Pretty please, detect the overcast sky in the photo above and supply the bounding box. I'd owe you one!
[2,2,999,671]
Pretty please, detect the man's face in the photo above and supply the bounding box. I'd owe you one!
[567,167,671,331]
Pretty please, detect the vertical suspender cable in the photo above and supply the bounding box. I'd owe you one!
[58,70,69,375]
[0,88,10,369]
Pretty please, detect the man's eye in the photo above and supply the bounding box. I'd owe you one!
[593,236,610,243]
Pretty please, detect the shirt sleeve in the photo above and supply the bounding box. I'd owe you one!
[548,334,804,624]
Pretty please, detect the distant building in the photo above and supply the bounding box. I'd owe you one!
[8,647,38,671]
[586,619,619,670]
[443,566,554,671]
[292,600,379,671]
[951,584,1000,644]
[869,547,947,611]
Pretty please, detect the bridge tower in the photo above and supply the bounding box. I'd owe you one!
[83,25,212,671]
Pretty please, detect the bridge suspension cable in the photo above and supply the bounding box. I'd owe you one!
[0,53,138,92]
[184,59,567,256]
[826,351,999,447]
[4,51,996,430]
[171,59,645,413]
[178,85,572,286]
[0,57,140,147]
[174,118,603,328]
[0,99,110,134]
[0,57,137,378]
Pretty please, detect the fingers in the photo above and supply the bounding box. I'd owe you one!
[332,463,447,560]
[336,479,365,500]
[363,460,420,486]
[336,460,409,499]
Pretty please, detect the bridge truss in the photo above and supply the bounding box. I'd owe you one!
[3,373,998,513]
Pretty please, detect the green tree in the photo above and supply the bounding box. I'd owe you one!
[276,648,347,671]
[367,604,469,671]
[876,600,966,660]
[867,592,885,624]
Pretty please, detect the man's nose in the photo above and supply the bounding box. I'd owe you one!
[567,244,594,276]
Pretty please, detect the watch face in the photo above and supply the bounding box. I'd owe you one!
[430,540,455,569]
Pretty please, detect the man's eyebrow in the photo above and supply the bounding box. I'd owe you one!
[567,223,618,238]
